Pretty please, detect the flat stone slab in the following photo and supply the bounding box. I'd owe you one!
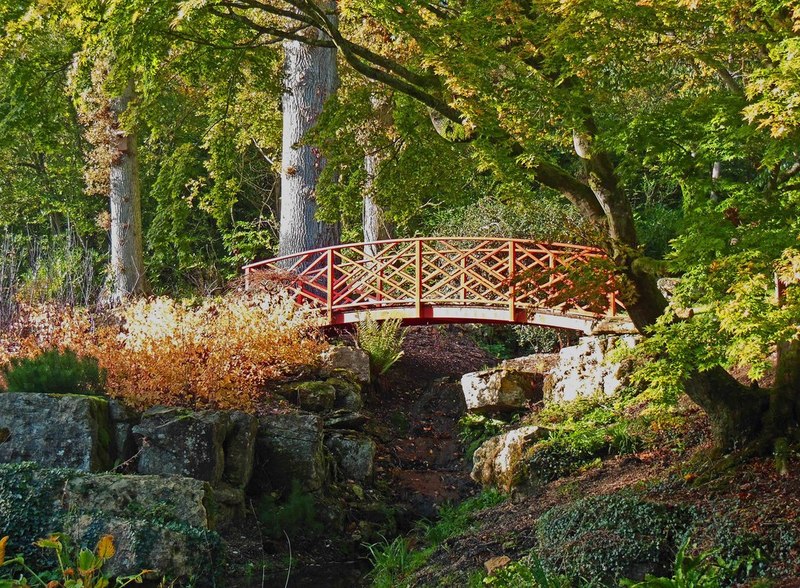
[0,393,112,471]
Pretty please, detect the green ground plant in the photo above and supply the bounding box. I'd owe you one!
[366,490,507,587]
[0,533,148,588]
[1,348,105,396]
[482,554,571,587]
[526,393,647,485]
[620,537,761,588]
[356,314,407,376]
[458,414,507,459]
[256,481,322,541]
[535,493,694,585]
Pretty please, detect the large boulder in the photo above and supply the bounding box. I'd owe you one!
[133,407,230,483]
[63,473,214,529]
[325,431,376,483]
[461,369,537,414]
[253,412,329,493]
[471,426,547,491]
[543,335,640,403]
[320,346,371,386]
[67,515,221,584]
[0,463,221,584]
[0,393,112,471]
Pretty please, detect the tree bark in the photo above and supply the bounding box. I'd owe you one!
[108,80,148,303]
[363,152,390,258]
[278,0,340,259]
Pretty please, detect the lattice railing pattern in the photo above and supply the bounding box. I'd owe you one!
[243,238,621,325]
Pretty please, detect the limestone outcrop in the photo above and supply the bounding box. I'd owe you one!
[471,426,547,491]
[543,335,640,403]
[461,368,538,414]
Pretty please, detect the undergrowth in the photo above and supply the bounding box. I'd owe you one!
[0,295,325,411]
[366,490,507,588]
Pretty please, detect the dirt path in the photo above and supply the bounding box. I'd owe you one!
[366,326,496,525]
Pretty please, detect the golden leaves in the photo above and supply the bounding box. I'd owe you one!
[96,535,115,560]
[0,294,327,412]
[0,535,8,565]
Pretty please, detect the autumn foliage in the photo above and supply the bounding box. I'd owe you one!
[0,294,327,411]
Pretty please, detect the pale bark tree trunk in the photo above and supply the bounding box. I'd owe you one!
[108,80,147,303]
[278,1,340,259]
[363,152,390,258]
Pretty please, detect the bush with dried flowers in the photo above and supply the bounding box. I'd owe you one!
[0,293,326,412]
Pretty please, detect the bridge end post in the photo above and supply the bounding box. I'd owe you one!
[326,249,334,324]
[415,239,423,318]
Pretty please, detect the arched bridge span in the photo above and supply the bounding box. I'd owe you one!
[243,238,623,333]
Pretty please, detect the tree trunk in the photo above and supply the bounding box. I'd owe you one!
[108,80,147,303]
[278,1,340,259]
[363,152,390,258]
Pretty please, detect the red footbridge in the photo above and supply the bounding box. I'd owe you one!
[244,238,623,333]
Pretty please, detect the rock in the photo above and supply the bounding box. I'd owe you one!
[107,399,140,465]
[471,426,546,491]
[328,377,363,411]
[484,555,512,575]
[63,473,214,529]
[67,515,220,583]
[212,482,247,523]
[278,381,336,413]
[501,354,559,375]
[222,411,258,489]
[590,317,639,335]
[461,369,537,414]
[253,412,328,492]
[0,393,112,471]
[325,431,376,483]
[321,346,371,386]
[133,407,230,483]
[543,335,641,403]
[324,410,368,430]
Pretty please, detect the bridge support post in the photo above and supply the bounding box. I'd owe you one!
[415,239,423,318]
[509,240,516,321]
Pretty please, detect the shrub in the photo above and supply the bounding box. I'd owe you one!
[1,348,105,396]
[535,493,694,585]
[356,314,406,375]
[0,295,326,411]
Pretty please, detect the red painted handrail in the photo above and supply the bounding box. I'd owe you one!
[244,238,622,329]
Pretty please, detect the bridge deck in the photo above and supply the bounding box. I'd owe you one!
[244,237,622,333]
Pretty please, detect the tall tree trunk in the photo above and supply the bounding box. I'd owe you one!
[363,152,390,258]
[278,1,340,259]
[108,80,147,303]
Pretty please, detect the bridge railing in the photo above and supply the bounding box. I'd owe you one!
[243,237,620,325]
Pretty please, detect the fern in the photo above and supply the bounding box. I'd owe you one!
[356,313,407,376]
